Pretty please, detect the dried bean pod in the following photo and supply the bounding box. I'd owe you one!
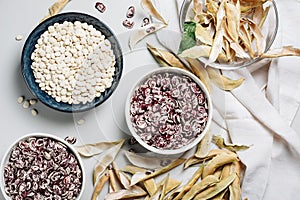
[173,165,204,200]
[92,170,109,200]
[202,153,239,178]
[194,174,237,199]
[181,175,220,200]
[130,158,185,185]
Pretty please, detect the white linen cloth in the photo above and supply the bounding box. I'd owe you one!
[153,0,300,199]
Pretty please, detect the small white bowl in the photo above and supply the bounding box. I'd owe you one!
[0,133,85,200]
[125,67,212,155]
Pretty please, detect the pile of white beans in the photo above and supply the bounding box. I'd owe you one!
[31,21,116,104]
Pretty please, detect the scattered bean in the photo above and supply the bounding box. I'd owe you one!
[145,170,153,175]
[22,100,30,109]
[65,136,77,144]
[17,96,24,104]
[29,99,38,105]
[95,2,106,13]
[146,25,156,33]
[126,6,135,18]
[15,35,23,41]
[77,119,85,125]
[128,136,138,145]
[122,19,134,29]
[31,108,38,116]
[141,17,150,27]
[128,148,136,153]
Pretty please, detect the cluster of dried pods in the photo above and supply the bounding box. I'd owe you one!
[75,133,250,200]
[128,0,300,64]
[147,43,244,92]
[179,0,300,64]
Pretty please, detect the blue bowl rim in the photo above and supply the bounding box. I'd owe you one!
[21,12,123,113]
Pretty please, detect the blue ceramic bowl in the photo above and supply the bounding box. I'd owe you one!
[21,12,123,112]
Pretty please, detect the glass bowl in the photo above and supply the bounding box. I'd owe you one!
[179,0,279,70]
[125,67,213,155]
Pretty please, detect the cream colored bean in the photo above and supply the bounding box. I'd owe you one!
[31,21,116,105]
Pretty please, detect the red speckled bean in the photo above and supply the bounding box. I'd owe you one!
[126,6,135,18]
[130,72,209,150]
[122,19,134,29]
[141,17,150,27]
[95,2,106,13]
[3,137,82,199]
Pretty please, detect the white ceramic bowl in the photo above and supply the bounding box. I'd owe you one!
[125,67,212,155]
[0,133,85,200]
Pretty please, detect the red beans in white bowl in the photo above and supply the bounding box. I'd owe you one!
[0,133,85,200]
[125,67,212,155]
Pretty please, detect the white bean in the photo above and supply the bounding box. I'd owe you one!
[31,21,116,105]
[17,96,25,104]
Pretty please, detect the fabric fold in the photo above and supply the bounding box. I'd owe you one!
[223,69,300,157]
[226,118,273,200]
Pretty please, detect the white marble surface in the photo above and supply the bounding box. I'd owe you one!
[0,0,300,199]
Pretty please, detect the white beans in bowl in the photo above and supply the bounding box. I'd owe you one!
[31,21,116,104]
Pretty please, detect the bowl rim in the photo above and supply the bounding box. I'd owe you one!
[125,67,213,155]
[0,132,86,200]
[21,12,123,113]
[179,0,279,70]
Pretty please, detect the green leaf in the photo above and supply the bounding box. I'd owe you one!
[178,22,197,54]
